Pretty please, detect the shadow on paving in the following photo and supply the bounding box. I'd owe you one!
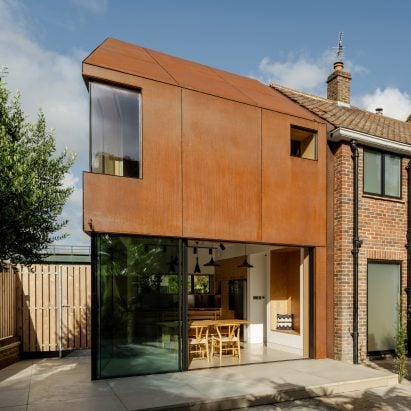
[364,356,411,381]
[0,355,404,411]
[254,385,411,411]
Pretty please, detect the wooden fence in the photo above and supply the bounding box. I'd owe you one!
[0,265,16,340]
[1,264,91,353]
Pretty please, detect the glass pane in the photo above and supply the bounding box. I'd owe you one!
[364,151,382,194]
[367,263,400,352]
[95,235,181,378]
[384,154,401,197]
[90,82,140,178]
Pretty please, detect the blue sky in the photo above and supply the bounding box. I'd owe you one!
[1,0,411,245]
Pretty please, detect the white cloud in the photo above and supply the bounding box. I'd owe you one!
[71,0,108,15]
[256,49,411,122]
[0,1,89,245]
[56,171,88,245]
[259,56,326,92]
[257,49,367,95]
[355,88,411,121]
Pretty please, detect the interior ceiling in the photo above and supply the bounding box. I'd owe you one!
[186,240,289,252]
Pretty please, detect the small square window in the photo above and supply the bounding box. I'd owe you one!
[290,126,317,160]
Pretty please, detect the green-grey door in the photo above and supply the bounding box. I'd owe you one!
[367,262,400,353]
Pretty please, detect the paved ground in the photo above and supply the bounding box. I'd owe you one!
[237,382,411,410]
[0,354,400,411]
[240,358,411,410]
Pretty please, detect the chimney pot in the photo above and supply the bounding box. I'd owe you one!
[334,61,344,72]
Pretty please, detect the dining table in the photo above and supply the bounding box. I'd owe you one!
[190,319,251,328]
[189,319,251,361]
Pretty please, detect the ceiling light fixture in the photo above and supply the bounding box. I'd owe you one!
[204,248,220,267]
[194,256,201,273]
[238,244,254,268]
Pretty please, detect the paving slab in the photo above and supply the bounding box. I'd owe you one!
[0,356,399,411]
[239,381,411,410]
[27,396,127,411]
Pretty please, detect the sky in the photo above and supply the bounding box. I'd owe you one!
[1,0,411,246]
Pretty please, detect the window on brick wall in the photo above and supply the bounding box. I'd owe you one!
[364,149,401,198]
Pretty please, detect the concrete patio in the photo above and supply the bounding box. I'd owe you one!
[0,354,399,411]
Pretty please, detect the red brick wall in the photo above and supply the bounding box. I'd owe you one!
[333,142,408,362]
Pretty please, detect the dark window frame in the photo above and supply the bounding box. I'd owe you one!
[89,80,143,180]
[363,148,402,199]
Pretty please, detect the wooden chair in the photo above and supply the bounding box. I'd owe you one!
[211,323,241,361]
[189,325,209,362]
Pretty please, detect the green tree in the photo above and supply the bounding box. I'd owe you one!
[0,77,75,265]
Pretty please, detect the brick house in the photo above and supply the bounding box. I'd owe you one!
[82,38,411,378]
[272,60,411,363]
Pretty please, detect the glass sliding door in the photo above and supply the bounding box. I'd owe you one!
[367,262,401,353]
[94,234,182,378]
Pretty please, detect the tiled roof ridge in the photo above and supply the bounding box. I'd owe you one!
[270,83,330,104]
[270,82,411,127]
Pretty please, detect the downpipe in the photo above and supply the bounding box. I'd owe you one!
[406,161,411,355]
[350,140,362,364]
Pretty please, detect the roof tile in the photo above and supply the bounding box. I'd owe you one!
[270,84,411,144]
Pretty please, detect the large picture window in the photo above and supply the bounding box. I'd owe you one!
[94,235,181,378]
[90,82,141,178]
[364,149,401,198]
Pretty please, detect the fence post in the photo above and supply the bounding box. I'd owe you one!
[58,265,62,358]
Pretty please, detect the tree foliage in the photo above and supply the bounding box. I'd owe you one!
[0,77,75,264]
[394,302,408,383]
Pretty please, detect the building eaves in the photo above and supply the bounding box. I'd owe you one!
[270,83,411,146]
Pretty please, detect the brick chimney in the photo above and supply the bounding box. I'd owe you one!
[326,61,351,104]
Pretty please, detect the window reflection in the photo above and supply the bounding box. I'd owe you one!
[95,235,180,378]
[90,82,141,178]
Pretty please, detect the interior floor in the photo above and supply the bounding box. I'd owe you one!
[188,343,303,370]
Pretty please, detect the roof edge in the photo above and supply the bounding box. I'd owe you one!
[330,127,411,155]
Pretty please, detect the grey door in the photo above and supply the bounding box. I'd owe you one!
[367,262,400,352]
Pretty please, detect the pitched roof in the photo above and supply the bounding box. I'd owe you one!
[83,38,321,121]
[270,84,411,145]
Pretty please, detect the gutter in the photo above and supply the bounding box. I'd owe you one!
[331,128,411,156]
[350,140,362,364]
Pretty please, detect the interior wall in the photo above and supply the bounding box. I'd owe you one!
[247,253,267,343]
[214,256,246,319]
[270,249,301,333]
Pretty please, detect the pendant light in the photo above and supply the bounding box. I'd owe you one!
[194,256,201,273]
[204,248,220,267]
[238,244,254,268]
